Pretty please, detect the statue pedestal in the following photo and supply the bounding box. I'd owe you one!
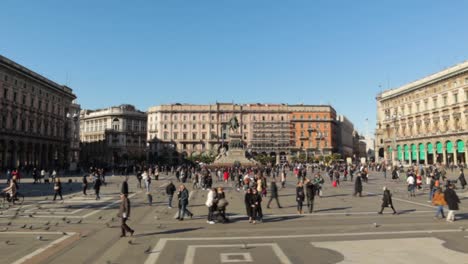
[212,133,257,167]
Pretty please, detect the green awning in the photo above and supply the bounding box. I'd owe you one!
[411,145,417,160]
[419,144,425,161]
[397,145,402,160]
[446,141,453,154]
[404,145,409,160]
[427,143,433,154]
[457,140,465,153]
[436,142,443,154]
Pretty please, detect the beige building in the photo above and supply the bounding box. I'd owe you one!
[0,55,77,170]
[147,103,347,164]
[80,104,147,166]
[375,61,468,166]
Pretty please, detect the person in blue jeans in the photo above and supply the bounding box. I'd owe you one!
[176,185,193,221]
[432,188,446,219]
[166,181,176,208]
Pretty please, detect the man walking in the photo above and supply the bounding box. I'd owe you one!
[166,181,176,208]
[378,187,397,214]
[305,178,316,213]
[176,185,193,221]
[266,181,282,209]
[118,193,134,237]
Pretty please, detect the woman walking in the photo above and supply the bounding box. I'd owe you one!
[354,174,363,197]
[378,187,397,214]
[245,188,253,223]
[444,184,461,222]
[53,178,63,201]
[205,188,217,224]
[296,182,305,214]
[458,169,466,190]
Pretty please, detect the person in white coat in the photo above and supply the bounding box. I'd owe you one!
[205,188,217,224]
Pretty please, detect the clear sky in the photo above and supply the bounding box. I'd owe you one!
[1,0,468,135]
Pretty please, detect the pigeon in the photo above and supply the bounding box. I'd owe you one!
[62,217,67,222]
[36,236,43,241]
[128,240,134,245]
[55,222,60,227]
[62,232,67,235]
[144,246,152,254]
[5,240,11,245]
[76,219,82,224]
[105,223,111,228]
[98,216,103,220]
[21,224,26,229]
[44,227,50,231]
[44,221,50,226]
[66,220,71,224]
[29,225,33,230]
[28,214,34,218]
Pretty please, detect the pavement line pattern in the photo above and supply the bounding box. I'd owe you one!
[224,210,435,219]
[366,191,436,209]
[312,237,468,263]
[183,244,292,264]
[144,229,464,264]
[9,232,76,264]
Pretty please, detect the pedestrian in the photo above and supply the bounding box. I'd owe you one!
[32,168,38,184]
[217,187,229,223]
[280,170,286,188]
[82,175,88,195]
[250,189,262,224]
[136,171,142,189]
[94,176,102,200]
[253,188,263,222]
[432,188,446,219]
[176,185,193,221]
[166,181,176,208]
[142,170,151,193]
[354,174,363,197]
[51,170,57,183]
[406,174,416,197]
[53,178,63,201]
[245,188,254,223]
[296,181,305,215]
[121,176,129,196]
[378,187,397,215]
[444,184,460,222]
[223,169,229,183]
[118,193,134,237]
[266,181,282,209]
[44,170,50,184]
[305,178,316,213]
[458,169,466,190]
[206,188,217,224]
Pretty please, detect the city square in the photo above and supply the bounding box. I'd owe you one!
[1,1,468,264]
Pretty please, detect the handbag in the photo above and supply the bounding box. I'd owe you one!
[332,180,337,187]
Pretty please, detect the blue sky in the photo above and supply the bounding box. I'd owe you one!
[1,0,468,135]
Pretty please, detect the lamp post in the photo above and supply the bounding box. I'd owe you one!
[385,114,401,166]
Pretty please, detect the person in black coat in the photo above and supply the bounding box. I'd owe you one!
[94,177,102,200]
[245,188,253,223]
[82,175,88,195]
[266,181,282,209]
[121,176,129,196]
[354,174,363,197]
[166,181,176,208]
[378,186,397,214]
[305,178,316,213]
[296,182,305,214]
[444,184,460,222]
[250,189,262,224]
[458,169,466,189]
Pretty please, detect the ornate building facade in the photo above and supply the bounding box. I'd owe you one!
[0,55,77,170]
[376,61,468,166]
[289,105,338,157]
[80,104,147,166]
[147,103,346,164]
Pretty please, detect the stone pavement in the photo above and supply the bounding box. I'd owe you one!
[0,170,467,264]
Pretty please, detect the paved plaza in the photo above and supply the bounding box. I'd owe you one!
[1,170,467,264]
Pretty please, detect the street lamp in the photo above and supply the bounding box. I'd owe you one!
[385,114,401,166]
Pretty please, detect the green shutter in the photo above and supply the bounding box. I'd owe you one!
[419,144,425,161]
[457,140,465,153]
[427,143,433,154]
[446,141,453,154]
[411,145,417,160]
[404,145,409,160]
[436,142,443,154]
[397,145,402,160]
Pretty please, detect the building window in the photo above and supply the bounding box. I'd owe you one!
[173,132,178,139]
[183,124,187,129]
[183,133,187,140]
[192,116,196,121]
[3,88,7,98]
[163,124,167,129]
[202,133,206,140]
[192,133,196,139]
[174,124,177,129]
[163,132,168,140]
[13,92,17,102]
[193,124,196,129]
[443,96,447,106]
[453,93,458,103]
[202,124,206,129]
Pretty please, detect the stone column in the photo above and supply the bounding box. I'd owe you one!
[442,147,447,166]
